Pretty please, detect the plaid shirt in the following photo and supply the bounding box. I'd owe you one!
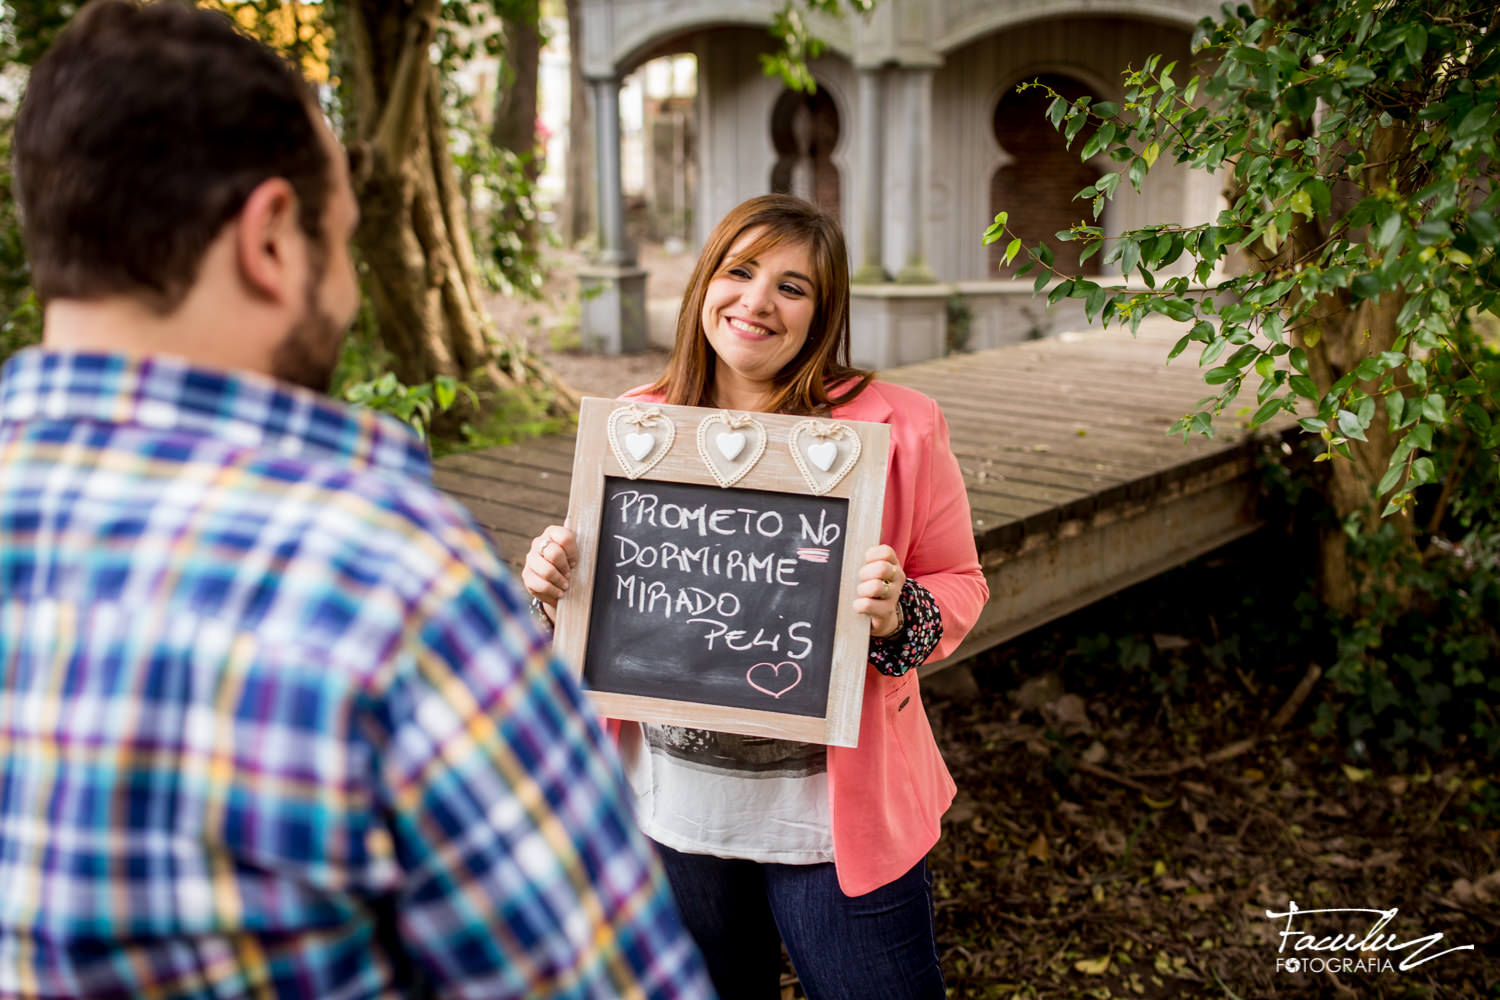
[0,350,712,1000]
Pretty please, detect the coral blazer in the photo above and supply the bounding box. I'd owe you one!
[618,380,989,896]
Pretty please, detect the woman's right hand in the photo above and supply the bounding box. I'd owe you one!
[521,525,578,615]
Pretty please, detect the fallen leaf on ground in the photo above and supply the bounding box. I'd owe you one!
[1074,955,1111,975]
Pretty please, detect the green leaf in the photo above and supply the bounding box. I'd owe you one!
[1064,111,1088,145]
[1142,141,1161,168]
[1352,273,1383,300]
[434,377,457,410]
[1405,24,1427,64]
[1416,218,1453,244]
[1263,313,1284,345]
[1291,375,1319,400]
[1289,347,1309,374]
[1251,397,1284,427]
[1306,178,1331,219]
[1299,417,1327,433]
[1081,128,1110,161]
[1337,409,1368,441]
[1410,456,1435,485]
[1373,212,1402,250]
[1047,95,1067,127]
[1289,189,1313,219]
[1376,458,1405,496]
[1204,366,1236,385]
[1086,282,1107,320]
[1003,237,1022,266]
[1386,393,1405,431]
[1421,394,1446,423]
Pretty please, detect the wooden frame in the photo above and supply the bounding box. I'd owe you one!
[554,397,890,747]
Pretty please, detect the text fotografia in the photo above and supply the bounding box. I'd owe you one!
[1266,901,1474,974]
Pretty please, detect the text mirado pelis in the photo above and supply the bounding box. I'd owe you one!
[607,488,844,660]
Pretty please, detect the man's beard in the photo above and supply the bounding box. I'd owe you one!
[270,247,345,393]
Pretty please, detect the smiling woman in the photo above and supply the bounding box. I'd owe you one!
[520,193,990,1000]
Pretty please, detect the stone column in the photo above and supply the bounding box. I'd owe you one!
[853,67,887,284]
[579,73,648,353]
[591,75,632,267]
[895,65,935,284]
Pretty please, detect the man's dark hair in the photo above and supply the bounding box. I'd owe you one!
[13,0,330,312]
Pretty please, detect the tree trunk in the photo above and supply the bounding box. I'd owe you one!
[1245,103,1417,616]
[562,0,594,246]
[491,1,541,248]
[337,0,575,425]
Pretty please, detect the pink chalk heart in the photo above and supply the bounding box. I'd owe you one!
[746,661,803,699]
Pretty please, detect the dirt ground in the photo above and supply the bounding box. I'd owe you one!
[918,545,1497,1000]
[493,249,1497,1000]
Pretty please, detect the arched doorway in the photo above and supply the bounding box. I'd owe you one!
[769,86,842,222]
[989,73,1101,277]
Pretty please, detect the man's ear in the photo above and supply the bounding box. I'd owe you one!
[235,177,302,303]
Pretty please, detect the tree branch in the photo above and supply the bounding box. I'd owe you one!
[373,0,440,165]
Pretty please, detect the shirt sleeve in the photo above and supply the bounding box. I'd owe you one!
[867,578,943,676]
[368,568,712,999]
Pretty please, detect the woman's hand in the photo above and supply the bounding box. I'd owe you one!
[853,544,905,638]
[521,525,578,621]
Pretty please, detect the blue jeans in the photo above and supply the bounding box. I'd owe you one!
[656,845,945,1000]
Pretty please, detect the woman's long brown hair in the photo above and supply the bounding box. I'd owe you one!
[646,194,872,414]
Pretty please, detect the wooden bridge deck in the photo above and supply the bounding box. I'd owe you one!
[435,323,1282,665]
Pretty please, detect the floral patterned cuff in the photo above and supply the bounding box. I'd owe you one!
[868,578,943,677]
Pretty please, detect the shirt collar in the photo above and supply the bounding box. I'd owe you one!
[0,349,432,481]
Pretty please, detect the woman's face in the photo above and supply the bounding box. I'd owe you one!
[700,228,817,404]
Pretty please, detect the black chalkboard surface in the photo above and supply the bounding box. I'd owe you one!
[582,477,849,717]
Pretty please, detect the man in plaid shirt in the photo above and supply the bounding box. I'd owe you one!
[0,3,711,997]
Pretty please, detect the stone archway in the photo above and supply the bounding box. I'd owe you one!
[989,73,1101,277]
[769,86,842,223]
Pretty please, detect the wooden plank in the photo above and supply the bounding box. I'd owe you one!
[932,468,1264,667]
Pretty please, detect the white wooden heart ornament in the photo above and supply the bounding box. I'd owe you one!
[625,432,654,461]
[807,440,838,471]
[789,419,861,495]
[607,404,675,478]
[717,431,747,461]
[696,411,766,488]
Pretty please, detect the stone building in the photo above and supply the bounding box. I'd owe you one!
[577,0,1223,364]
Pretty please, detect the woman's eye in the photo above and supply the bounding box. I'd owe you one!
[780,283,807,297]
[727,265,752,279]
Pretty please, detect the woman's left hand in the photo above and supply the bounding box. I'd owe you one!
[854,545,905,638]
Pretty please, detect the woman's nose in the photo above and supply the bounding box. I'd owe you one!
[740,278,774,314]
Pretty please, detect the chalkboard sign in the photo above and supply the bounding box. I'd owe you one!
[554,398,890,747]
